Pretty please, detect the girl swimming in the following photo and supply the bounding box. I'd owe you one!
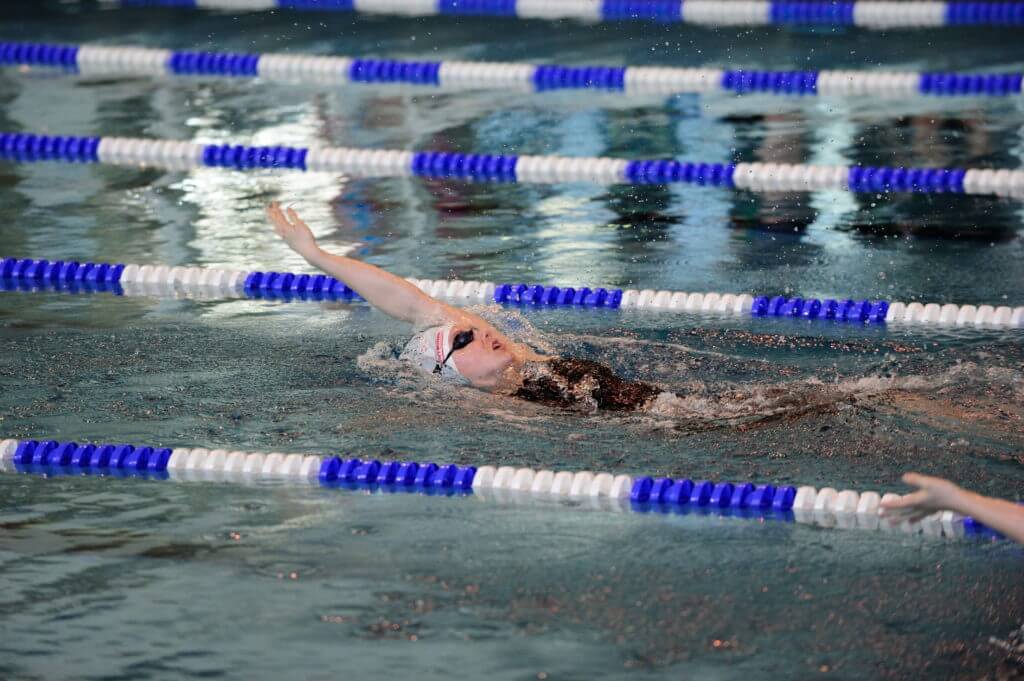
[270,202,1024,435]
[267,202,664,411]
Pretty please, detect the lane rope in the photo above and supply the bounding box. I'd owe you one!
[102,0,1024,30]
[2,131,1023,196]
[3,257,1023,328]
[1,437,998,540]
[4,41,1023,99]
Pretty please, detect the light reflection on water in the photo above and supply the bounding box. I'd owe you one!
[0,5,1023,679]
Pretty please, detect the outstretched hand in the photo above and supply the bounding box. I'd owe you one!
[267,202,319,258]
[879,472,964,522]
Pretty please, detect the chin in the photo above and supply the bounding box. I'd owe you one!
[459,369,498,391]
[469,379,501,391]
[488,367,524,392]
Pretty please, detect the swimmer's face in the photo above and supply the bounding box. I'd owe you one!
[450,325,517,389]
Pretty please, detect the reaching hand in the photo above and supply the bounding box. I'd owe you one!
[879,472,964,522]
[267,202,319,258]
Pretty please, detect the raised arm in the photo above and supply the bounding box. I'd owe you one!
[267,202,454,327]
[268,203,549,364]
[880,472,1024,544]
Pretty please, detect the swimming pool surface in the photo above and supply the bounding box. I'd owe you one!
[1,2,1023,679]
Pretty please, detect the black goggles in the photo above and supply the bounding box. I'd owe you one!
[433,329,474,374]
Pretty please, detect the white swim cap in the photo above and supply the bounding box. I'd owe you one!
[400,323,468,383]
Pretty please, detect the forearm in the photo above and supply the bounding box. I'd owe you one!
[950,489,1024,543]
[267,202,459,327]
[304,247,447,326]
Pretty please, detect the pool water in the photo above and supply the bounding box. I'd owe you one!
[1,3,1023,679]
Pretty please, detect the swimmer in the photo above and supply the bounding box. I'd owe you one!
[267,202,663,411]
[880,472,1024,544]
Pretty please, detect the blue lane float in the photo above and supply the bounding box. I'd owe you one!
[750,296,889,323]
[11,439,172,472]
[242,270,363,301]
[4,257,1024,328]
[0,256,125,284]
[3,41,1022,99]
[316,455,476,492]
[1,131,1022,197]
[492,283,624,309]
[0,437,985,540]
[103,0,1024,29]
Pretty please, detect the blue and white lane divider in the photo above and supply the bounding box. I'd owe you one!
[3,257,1024,328]
[104,0,1024,30]
[2,132,1024,197]
[0,437,998,540]
[5,41,1024,98]
[3,256,1023,328]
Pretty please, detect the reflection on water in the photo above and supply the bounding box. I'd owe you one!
[1,4,1024,680]
[1,13,1023,299]
[1,463,1022,680]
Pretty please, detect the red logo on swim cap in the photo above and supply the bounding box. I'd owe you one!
[434,328,445,364]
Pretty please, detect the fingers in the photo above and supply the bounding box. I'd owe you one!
[882,509,929,526]
[267,202,292,238]
[269,210,285,233]
[901,472,929,488]
[267,202,288,221]
[286,206,307,228]
[267,203,311,252]
[880,499,929,519]
[881,490,927,510]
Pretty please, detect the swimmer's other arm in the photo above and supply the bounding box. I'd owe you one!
[880,472,1024,544]
[267,202,453,327]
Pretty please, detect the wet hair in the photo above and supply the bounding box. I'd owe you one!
[513,357,662,412]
